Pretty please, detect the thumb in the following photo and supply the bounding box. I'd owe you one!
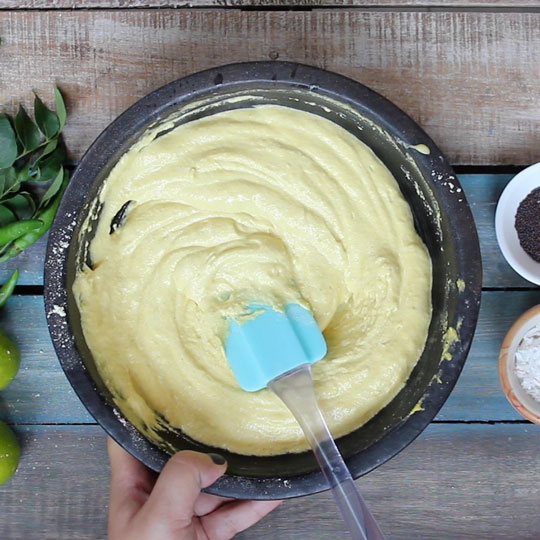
[141,451,227,529]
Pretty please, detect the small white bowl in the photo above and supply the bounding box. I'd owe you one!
[495,163,540,285]
[499,305,540,425]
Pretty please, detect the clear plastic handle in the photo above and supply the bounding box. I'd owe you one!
[269,365,387,540]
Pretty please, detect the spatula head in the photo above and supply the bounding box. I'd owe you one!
[225,303,327,392]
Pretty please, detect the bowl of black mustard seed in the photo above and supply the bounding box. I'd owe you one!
[496,163,540,285]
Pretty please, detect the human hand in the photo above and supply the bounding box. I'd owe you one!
[107,438,281,540]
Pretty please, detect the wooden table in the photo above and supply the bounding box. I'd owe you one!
[1,2,540,539]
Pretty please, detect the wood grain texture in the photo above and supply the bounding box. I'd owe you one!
[462,174,531,288]
[1,11,540,165]
[0,235,47,287]
[0,295,94,424]
[0,8,537,540]
[1,290,537,424]
[2,0,540,7]
[435,288,540,421]
[1,423,540,539]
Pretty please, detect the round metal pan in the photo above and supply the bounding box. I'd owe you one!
[44,62,482,500]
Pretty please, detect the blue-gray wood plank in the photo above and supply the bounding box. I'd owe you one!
[0,174,532,289]
[0,174,535,427]
[0,295,94,424]
[465,174,531,288]
[2,423,540,540]
[1,290,538,424]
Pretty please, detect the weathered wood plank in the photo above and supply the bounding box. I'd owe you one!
[0,295,94,424]
[0,290,537,424]
[0,426,108,540]
[2,0,540,7]
[0,175,530,289]
[1,11,539,165]
[435,288,540,421]
[459,175,531,288]
[0,423,539,539]
[0,235,48,287]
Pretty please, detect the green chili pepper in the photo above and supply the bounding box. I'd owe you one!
[0,173,69,264]
[0,269,19,308]
[0,220,42,247]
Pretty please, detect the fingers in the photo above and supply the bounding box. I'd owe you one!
[194,493,231,517]
[142,451,227,530]
[201,499,282,540]
[108,443,279,540]
[107,437,156,534]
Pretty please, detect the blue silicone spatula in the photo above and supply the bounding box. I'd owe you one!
[225,303,386,540]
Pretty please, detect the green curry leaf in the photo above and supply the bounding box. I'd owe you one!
[34,94,60,138]
[15,105,42,153]
[4,192,36,221]
[38,145,65,183]
[0,87,69,261]
[0,114,18,169]
[54,87,67,131]
[0,204,16,227]
[39,166,64,209]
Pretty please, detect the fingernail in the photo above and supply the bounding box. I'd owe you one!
[208,453,227,466]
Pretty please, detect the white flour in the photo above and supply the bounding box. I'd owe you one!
[514,326,540,402]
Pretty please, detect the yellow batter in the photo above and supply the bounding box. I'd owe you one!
[73,105,432,456]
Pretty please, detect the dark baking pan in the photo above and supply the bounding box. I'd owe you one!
[44,62,482,500]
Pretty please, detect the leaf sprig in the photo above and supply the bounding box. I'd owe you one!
[0,87,69,263]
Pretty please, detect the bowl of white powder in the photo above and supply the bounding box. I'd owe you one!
[499,304,540,424]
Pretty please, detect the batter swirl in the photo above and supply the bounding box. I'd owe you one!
[73,105,432,455]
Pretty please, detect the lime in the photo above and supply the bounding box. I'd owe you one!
[0,421,19,485]
[0,329,20,390]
